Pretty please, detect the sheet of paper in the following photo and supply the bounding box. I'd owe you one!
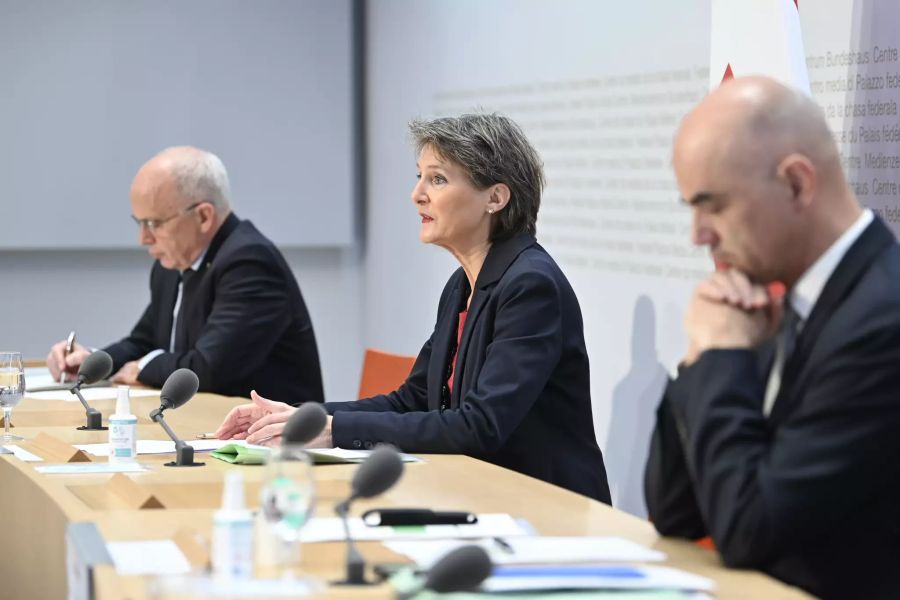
[35,462,149,474]
[307,447,423,464]
[152,575,321,597]
[106,540,191,576]
[2,444,44,462]
[385,537,666,567]
[24,367,59,391]
[26,387,160,402]
[74,439,233,457]
[482,564,714,593]
[300,513,528,543]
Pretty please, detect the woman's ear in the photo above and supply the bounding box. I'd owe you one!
[486,183,511,214]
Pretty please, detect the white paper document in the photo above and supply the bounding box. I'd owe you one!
[481,564,715,593]
[152,575,320,597]
[26,387,160,402]
[300,513,528,543]
[24,367,59,391]
[385,537,666,567]
[35,462,149,474]
[306,447,423,464]
[106,540,191,576]
[74,439,232,457]
[2,444,44,462]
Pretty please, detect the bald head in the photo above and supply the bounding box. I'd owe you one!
[676,77,840,186]
[674,76,861,287]
[134,146,232,215]
[130,146,232,271]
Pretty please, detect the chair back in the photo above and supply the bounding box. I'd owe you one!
[357,348,417,400]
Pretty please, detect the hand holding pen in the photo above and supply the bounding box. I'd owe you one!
[59,331,76,384]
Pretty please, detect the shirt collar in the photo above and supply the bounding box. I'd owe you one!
[789,209,873,320]
[183,246,208,275]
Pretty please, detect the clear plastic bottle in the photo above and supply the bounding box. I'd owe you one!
[108,386,137,463]
[212,471,255,580]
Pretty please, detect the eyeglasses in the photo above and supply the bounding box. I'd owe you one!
[131,202,203,233]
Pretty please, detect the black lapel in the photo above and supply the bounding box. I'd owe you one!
[200,212,240,270]
[451,233,537,406]
[159,268,181,350]
[770,216,895,423]
[175,213,241,350]
[428,272,467,410]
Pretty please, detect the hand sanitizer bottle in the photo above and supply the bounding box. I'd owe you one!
[212,471,255,580]
[108,386,137,463]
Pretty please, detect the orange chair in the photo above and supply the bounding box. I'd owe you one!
[357,348,417,400]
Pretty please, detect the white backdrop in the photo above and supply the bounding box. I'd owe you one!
[363,0,900,516]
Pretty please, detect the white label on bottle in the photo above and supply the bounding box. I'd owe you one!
[108,417,137,463]
[212,517,254,579]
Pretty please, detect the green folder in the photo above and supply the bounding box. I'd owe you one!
[209,443,271,465]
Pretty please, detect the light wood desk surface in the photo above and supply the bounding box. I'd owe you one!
[2,391,812,599]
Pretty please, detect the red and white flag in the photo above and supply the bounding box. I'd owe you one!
[710,0,810,93]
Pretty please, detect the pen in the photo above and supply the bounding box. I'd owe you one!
[362,509,478,526]
[60,331,76,384]
[493,537,515,554]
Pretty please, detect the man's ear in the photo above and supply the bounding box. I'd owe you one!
[777,153,816,211]
[197,202,217,232]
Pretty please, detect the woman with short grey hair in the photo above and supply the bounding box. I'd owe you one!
[216,113,611,502]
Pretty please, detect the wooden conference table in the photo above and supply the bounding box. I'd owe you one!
[1,390,812,600]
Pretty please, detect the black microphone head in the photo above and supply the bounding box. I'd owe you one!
[351,445,404,499]
[159,368,199,410]
[77,350,113,384]
[425,545,493,593]
[282,402,328,445]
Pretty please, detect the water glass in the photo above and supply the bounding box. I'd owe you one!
[0,352,25,442]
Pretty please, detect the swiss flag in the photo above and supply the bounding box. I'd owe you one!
[710,0,809,93]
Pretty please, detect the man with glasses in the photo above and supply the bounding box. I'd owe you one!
[47,146,325,405]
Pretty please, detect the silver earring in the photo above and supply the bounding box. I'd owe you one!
[488,208,494,214]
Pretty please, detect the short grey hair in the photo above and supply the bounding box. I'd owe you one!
[409,113,544,240]
[168,148,232,212]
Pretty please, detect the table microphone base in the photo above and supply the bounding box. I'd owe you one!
[164,444,205,467]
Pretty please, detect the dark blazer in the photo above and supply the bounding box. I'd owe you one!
[325,233,611,502]
[104,213,324,404]
[645,216,900,599]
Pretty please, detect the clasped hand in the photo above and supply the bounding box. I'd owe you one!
[683,269,784,366]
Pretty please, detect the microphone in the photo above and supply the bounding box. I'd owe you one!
[69,350,113,431]
[397,544,493,599]
[149,368,203,467]
[335,445,405,585]
[282,402,328,445]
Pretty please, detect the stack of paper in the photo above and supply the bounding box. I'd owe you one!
[483,564,714,593]
[74,439,230,457]
[385,537,665,567]
[386,537,713,595]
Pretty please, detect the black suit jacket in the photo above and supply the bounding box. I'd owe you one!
[645,217,900,599]
[325,234,611,502]
[104,213,324,404]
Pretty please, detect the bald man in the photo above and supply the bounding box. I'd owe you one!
[644,77,900,598]
[47,147,324,404]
